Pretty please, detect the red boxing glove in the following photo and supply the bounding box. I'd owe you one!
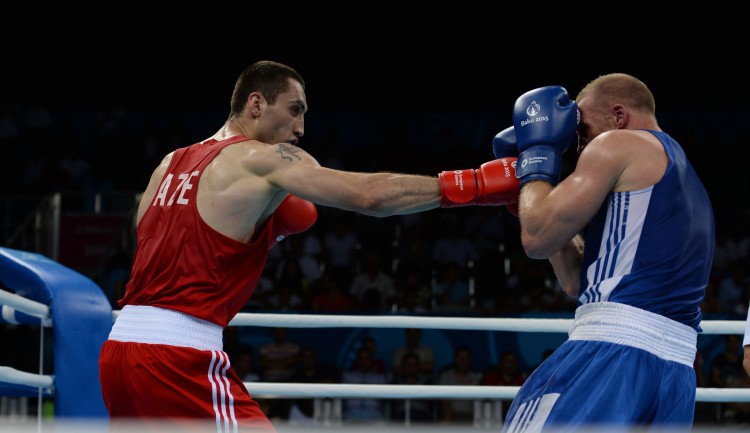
[270,194,317,249]
[438,157,519,208]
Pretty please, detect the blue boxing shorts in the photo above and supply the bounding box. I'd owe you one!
[501,302,697,433]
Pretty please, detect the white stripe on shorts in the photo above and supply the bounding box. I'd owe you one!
[209,350,238,433]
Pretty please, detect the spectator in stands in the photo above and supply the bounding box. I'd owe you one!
[274,235,322,296]
[713,226,739,276]
[341,346,388,422]
[431,214,479,273]
[361,336,386,374]
[350,251,397,311]
[311,270,354,312]
[287,345,339,425]
[232,344,261,383]
[437,345,481,424]
[396,283,430,314]
[390,351,435,423]
[700,281,723,314]
[481,351,526,387]
[432,261,472,312]
[259,327,301,383]
[395,267,432,312]
[391,328,435,378]
[518,278,559,313]
[710,334,746,422]
[259,327,301,421]
[323,215,360,290]
[718,262,748,317]
[264,281,306,311]
[394,232,434,287]
[480,351,527,419]
[274,256,311,308]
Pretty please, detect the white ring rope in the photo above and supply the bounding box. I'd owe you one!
[3,301,748,404]
[247,383,520,399]
[229,313,575,332]
[109,311,745,334]
[0,366,53,389]
[0,289,50,321]
[229,312,746,334]
[243,382,750,403]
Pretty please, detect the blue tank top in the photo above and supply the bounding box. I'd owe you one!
[578,130,715,331]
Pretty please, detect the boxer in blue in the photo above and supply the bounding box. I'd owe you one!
[494,74,715,432]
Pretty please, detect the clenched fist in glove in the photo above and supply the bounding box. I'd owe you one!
[492,126,517,160]
[438,157,519,208]
[270,194,317,249]
[491,126,520,216]
[513,85,578,187]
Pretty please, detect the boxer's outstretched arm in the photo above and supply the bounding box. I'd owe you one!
[267,159,442,217]
[246,142,439,217]
[261,142,518,217]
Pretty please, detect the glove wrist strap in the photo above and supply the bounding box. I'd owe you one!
[516,147,561,187]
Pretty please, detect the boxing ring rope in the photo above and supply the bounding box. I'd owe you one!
[243,382,750,404]
[229,312,748,403]
[0,289,51,326]
[3,290,749,407]
[228,312,746,335]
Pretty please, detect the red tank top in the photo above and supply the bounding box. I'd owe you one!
[119,136,273,327]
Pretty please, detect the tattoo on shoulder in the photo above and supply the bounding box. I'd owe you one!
[276,143,303,162]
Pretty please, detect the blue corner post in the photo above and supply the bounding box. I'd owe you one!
[0,246,112,418]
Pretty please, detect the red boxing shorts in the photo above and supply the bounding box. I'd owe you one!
[99,305,275,432]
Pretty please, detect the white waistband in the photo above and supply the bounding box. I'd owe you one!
[569,302,697,367]
[108,305,223,351]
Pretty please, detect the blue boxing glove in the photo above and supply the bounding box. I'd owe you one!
[492,126,517,159]
[491,126,520,216]
[513,85,579,187]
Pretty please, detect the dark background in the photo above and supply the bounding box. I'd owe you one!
[3,11,747,114]
[3,11,746,223]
